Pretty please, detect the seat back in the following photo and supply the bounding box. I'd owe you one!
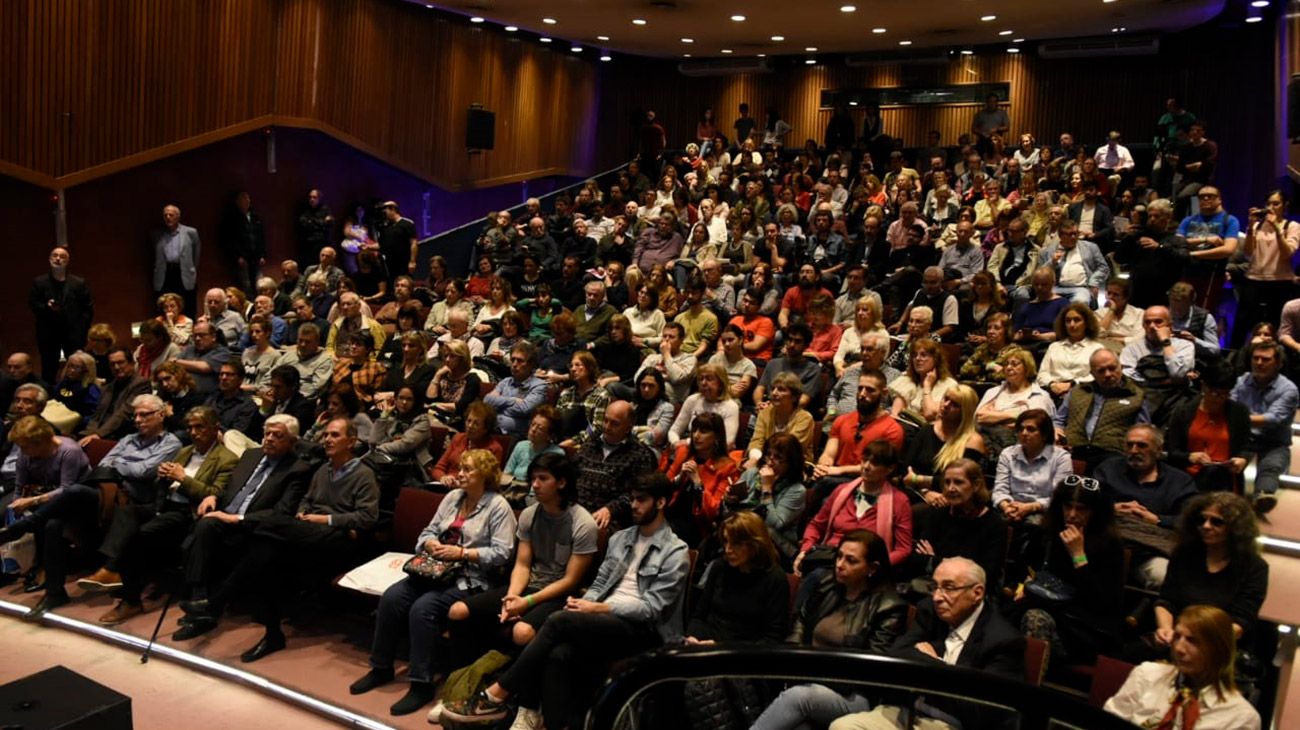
[391,487,445,552]
[1023,636,1050,687]
[83,438,118,467]
[1088,655,1136,707]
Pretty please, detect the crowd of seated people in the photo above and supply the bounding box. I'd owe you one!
[0,95,1285,729]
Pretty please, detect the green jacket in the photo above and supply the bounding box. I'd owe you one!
[168,442,240,505]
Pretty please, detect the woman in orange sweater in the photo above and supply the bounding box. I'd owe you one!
[663,411,739,546]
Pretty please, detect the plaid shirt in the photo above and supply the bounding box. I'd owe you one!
[332,358,387,404]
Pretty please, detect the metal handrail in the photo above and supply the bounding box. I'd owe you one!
[585,644,1140,730]
[415,161,633,278]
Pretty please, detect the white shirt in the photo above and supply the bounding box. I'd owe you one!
[943,601,985,665]
[605,533,653,612]
[1078,204,1097,236]
[1104,662,1260,730]
[1093,143,1135,172]
[1099,304,1144,344]
[1058,247,1088,287]
[1036,339,1105,386]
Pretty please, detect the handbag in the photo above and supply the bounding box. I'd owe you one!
[1024,567,1076,604]
[401,551,464,587]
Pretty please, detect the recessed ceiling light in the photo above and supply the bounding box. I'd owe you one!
[597,35,610,41]
[805,58,816,64]
[683,53,692,57]
[571,46,582,52]
[998,30,1013,36]
[898,40,913,46]
[721,49,733,54]
[841,5,857,12]
[632,18,646,25]
[600,55,612,62]
[849,101,858,106]
[805,46,818,52]
[757,53,766,57]
[981,15,997,21]
[542,17,557,25]
[1012,38,1025,43]
[1246,15,1263,22]
[1007,47,1020,53]
[681,37,694,43]
[960,49,974,55]
[1103,0,1118,3]
[504,26,518,32]
[872,27,887,34]
[771,35,785,41]
[470,16,484,23]
[731,15,746,22]
[539,37,552,43]
[1251,0,1269,6]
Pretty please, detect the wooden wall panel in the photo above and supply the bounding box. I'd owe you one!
[0,0,600,191]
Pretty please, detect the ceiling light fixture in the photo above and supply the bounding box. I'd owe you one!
[872,27,887,34]
[470,16,484,23]
[571,46,582,52]
[539,37,552,43]
[600,55,612,62]
[1007,47,1020,53]
[998,30,1013,36]
[757,53,766,57]
[841,5,857,12]
[632,18,646,25]
[597,35,610,41]
[805,46,818,52]
[1251,0,1269,6]
[542,17,557,24]
[771,35,785,41]
[805,58,816,64]
[681,37,694,43]
[721,49,733,54]
[1012,38,1025,43]
[1246,15,1263,22]
[504,26,518,32]
[960,49,974,55]
[980,15,997,21]
[898,40,913,46]
[731,15,747,22]
[683,53,692,57]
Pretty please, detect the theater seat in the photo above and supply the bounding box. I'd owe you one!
[1023,636,1049,687]
[392,487,445,551]
[1088,655,1135,707]
[83,438,117,467]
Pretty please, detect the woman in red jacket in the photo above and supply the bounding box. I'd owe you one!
[663,411,739,546]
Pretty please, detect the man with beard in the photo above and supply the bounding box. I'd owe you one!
[1094,424,1196,588]
[753,323,823,409]
[808,370,906,507]
[1231,341,1298,516]
[779,263,834,329]
[1053,348,1150,472]
[441,472,687,730]
[29,247,94,383]
[1113,199,1189,309]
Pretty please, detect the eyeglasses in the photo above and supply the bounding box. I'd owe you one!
[1062,475,1100,492]
[934,582,978,598]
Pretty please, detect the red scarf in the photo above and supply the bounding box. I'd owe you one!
[1155,683,1201,730]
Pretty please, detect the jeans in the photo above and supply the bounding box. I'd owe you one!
[1054,285,1093,306]
[1253,442,1291,496]
[369,577,471,683]
[751,683,872,730]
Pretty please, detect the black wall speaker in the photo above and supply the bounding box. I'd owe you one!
[0,666,133,729]
[466,107,496,150]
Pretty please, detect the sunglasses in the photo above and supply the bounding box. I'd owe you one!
[1201,514,1226,528]
[1062,475,1101,492]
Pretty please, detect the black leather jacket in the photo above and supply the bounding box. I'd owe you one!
[789,573,908,654]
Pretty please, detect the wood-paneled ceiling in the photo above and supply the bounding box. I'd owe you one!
[419,0,1229,58]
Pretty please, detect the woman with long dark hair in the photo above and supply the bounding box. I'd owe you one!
[630,368,674,453]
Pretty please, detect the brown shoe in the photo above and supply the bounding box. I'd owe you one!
[77,568,123,592]
[97,600,142,625]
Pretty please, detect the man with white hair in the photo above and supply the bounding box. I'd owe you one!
[1,394,181,618]
[236,295,288,348]
[520,216,561,274]
[152,204,202,316]
[199,287,247,346]
[301,246,345,294]
[326,291,387,356]
[829,557,1024,730]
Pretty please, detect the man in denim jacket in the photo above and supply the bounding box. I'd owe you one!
[443,472,689,730]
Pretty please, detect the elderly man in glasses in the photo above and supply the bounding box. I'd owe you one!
[1093,424,1197,589]
[829,557,1024,730]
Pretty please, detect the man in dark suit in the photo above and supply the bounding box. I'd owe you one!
[28,247,94,383]
[1067,181,1116,253]
[78,348,152,445]
[152,204,202,316]
[171,413,312,640]
[830,557,1024,730]
[79,405,240,624]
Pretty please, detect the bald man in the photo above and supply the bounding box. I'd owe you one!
[152,204,202,315]
[29,247,94,383]
[573,400,656,532]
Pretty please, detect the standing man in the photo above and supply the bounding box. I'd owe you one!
[378,201,419,282]
[1177,185,1238,312]
[970,93,1010,154]
[152,204,202,316]
[1232,342,1299,515]
[295,189,334,262]
[220,191,266,298]
[1113,199,1189,309]
[28,247,94,383]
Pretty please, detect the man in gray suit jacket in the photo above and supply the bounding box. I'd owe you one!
[1035,220,1110,307]
[153,204,202,316]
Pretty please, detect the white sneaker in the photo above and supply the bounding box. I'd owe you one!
[508,707,543,730]
[426,700,444,724]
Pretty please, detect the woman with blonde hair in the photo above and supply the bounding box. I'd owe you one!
[747,371,816,463]
[156,292,193,345]
[888,338,957,422]
[85,323,117,377]
[833,294,887,377]
[1107,605,1261,730]
[670,362,740,449]
[51,351,101,425]
[975,348,1055,427]
[902,384,986,508]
